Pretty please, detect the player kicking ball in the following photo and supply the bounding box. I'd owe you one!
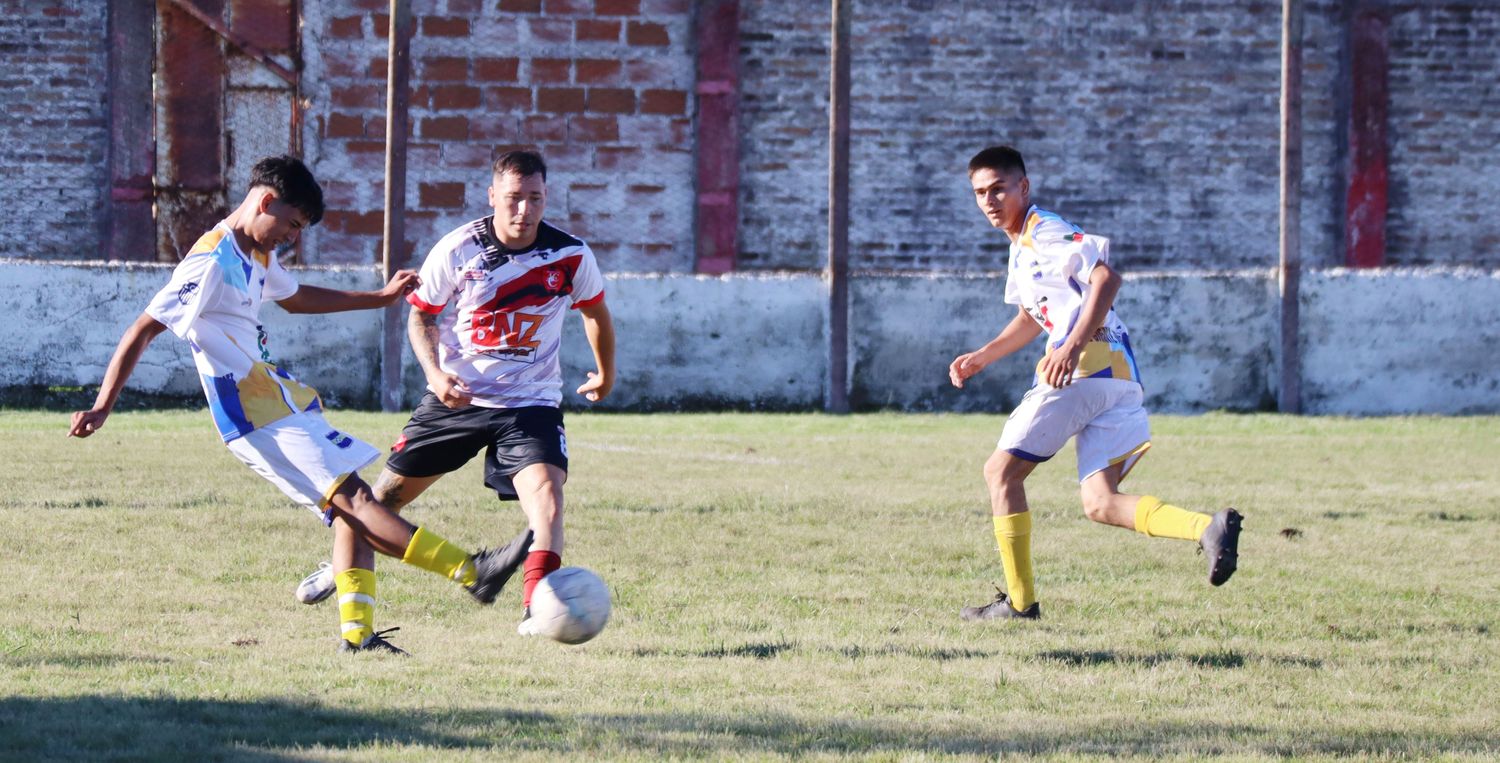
[70,155,531,654]
[949,145,1243,620]
[294,149,616,640]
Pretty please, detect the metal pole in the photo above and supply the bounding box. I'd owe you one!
[380,0,413,412]
[826,0,851,413]
[1279,0,1303,414]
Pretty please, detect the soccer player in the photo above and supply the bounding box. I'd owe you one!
[948,145,1243,620]
[69,155,531,654]
[295,149,616,638]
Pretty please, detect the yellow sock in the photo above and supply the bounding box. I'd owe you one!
[401,526,477,585]
[1134,495,1212,541]
[992,511,1036,611]
[335,568,376,647]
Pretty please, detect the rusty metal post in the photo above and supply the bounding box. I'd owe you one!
[380,0,413,412]
[826,0,851,413]
[105,0,155,262]
[1279,0,1304,414]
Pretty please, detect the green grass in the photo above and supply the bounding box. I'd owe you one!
[2,409,1497,761]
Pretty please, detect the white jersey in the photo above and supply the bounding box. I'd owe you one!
[407,217,605,408]
[1005,206,1141,386]
[144,223,323,442]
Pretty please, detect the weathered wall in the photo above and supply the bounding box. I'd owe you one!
[0,1,109,261]
[1,261,382,410]
[6,260,1497,415]
[1301,268,1500,414]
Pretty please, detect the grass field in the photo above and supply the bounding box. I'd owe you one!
[2,409,1497,761]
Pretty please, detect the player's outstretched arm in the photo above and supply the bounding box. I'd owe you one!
[275,269,420,314]
[949,307,1042,389]
[576,300,616,402]
[69,312,169,438]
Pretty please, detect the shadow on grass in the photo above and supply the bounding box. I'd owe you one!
[629,640,796,659]
[1,651,174,669]
[5,692,1494,758]
[3,694,1496,760]
[1034,649,1326,670]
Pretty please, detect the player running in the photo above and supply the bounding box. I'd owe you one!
[294,149,616,640]
[949,145,1243,620]
[69,156,530,654]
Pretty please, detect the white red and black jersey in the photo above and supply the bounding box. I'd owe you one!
[407,217,605,408]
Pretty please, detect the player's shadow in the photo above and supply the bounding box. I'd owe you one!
[3,690,1490,759]
[1035,648,1324,670]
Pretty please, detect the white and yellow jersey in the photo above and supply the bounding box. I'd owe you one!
[1005,206,1141,386]
[145,223,322,442]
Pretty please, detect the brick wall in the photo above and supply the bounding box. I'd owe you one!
[1,1,1496,274]
[736,0,1499,272]
[299,0,698,271]
[1383,2,1500,266]
[0,0,108,260]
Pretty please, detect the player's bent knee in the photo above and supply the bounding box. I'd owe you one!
[1080,492,1113,523]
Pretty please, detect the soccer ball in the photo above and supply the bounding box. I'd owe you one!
[528,567,612,644]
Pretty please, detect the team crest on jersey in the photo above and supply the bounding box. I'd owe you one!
[177,281,199,305]
[543,267,565,293]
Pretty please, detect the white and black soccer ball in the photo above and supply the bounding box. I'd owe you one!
[528,567,611,644]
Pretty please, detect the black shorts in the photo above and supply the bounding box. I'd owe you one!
[385,393,568,501]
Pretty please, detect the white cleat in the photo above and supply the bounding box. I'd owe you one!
[295,561,336,605]
[517,609,541,637]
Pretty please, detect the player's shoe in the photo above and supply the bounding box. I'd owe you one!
[295,561,336,605]
[465,529,534,605]
[338,627,409,656]
[960,587,1041,621]
[1199,508,1243,586]
[517,606,541,637]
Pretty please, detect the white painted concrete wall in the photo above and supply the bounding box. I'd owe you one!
[4,259,1497,415]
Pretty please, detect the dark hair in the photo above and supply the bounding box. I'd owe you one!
[968,145,1027,178]
[249,155,324,226]
[492,149,547,182]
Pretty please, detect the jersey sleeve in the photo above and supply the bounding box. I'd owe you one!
[262,256,300,302]
[407,237,460,314]
[1003,248,1022,306]
[1031,218,1103,288]
[569,245,606,309]
[144,253,223,339]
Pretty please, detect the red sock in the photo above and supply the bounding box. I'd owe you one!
[522,550,561,608]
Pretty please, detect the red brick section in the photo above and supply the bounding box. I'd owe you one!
[308,1,698,268]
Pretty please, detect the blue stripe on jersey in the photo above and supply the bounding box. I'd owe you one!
[205,373,253,442]
[208,235,252,294]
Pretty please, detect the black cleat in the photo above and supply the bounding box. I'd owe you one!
[960,587,1041,621]
[465,528,534,605]
[1200,508,1243,586]
[338,627,410,656]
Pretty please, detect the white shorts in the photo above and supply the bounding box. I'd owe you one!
[225,411,381,525]
[997,378,1152,483]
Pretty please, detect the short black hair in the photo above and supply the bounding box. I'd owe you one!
[249,155,324,226]
[492,149,547,182]
[968,145,1027,178]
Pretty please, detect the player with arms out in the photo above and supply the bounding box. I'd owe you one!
[949,145,1243,620]
[69,155,531,654]
[295,149,616,639]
